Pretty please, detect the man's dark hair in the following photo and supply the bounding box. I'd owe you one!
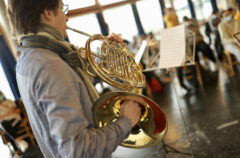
[7,0,60,37]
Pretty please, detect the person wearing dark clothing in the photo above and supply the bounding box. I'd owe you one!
[194,40,216,63]
[205,22,212,45]
[183,16,217,65]
[176,65,199,91]
[214,30,224,60]
[209,11,224,61]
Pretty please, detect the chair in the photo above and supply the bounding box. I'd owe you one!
[182,62,203,87]
[0,99,36,156]
[195,62,204,87]
[0,128,22,156]
[223,51,239,76]
[15,100,36,146]
[0,100,36,146]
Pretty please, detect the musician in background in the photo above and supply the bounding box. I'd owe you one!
[208,11,224,61]
[163,7,179,28]
[235,1,240,21]
[7,0,141,158]
[183,16,217,66]
[218,10,240,62]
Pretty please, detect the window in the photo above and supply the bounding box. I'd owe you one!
[136,0,164,34]
[102,5,138,42]
[4,0,8,5]
[165,0,191,23]
[62,0,95,10]
[173,0,191,23]
[66,13,101,48]
[5,0,95,9]
[0,64,14,100]
[192,0,212,20]
[98,0,126,5]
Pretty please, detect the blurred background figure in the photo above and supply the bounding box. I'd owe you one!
[218,9,240,62]
[183,16,217,69]
[208,10,224,61]
[163,7,179,28]
[235,0,240,21]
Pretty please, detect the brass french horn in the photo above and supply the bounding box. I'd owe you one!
[67,26,167,148]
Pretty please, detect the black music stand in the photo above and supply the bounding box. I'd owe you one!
[234,32,240,43]
[143,25,196,158]
[154,70,194,158]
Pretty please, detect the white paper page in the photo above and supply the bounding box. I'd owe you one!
[134,40,148,64]
[159,24,186,68]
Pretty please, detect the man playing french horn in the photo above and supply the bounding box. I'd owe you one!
[7,0,141,158]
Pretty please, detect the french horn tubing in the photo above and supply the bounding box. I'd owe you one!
[67,26,167,148]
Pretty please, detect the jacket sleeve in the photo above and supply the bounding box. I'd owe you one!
[35,61,132,158]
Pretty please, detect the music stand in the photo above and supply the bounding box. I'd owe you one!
[135,24,196,157]
[159,140,192,156]
[234,32,240,43]
[136,24,196,72]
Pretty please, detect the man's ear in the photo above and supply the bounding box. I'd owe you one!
[41,9,54,22]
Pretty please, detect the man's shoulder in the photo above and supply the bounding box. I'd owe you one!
[17,47,67,73]
[18,47,61,64]
[16,47,80,86]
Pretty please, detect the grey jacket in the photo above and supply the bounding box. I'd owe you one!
[16,47,132,158]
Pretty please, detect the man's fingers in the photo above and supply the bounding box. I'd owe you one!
[119,96,147,107]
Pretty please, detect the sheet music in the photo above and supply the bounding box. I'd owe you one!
[159,24,186,68]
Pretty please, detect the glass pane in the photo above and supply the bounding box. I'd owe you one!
[103,5,138,42]
[5,0,96,9]
[192,0,212,20]
[173,0,191,23]
[62,0,95,10]
[66,14,101,48]
[98,0,126,5]
[4,0,8,6]
[0,63,14,100]
[164,0,191,23]
[136,0,164,34]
